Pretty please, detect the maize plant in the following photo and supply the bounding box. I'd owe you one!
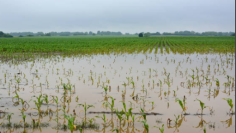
[215,78,220,87]
[64,114,76,133]
[141,120,149,133]
[223,98,234,114]
[194,99,208,115]
[175,98,187,114]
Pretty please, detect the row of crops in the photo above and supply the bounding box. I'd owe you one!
[0,36,234,58]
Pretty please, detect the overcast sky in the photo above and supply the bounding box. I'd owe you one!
[0,0,235,33]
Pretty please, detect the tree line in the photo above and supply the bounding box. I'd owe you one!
[138,31,235,37]
[0,31,13,38]
[3,30,235,37]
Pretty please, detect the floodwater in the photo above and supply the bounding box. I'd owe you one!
[0,49,235,133]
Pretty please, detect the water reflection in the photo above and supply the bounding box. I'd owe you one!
[167,114,186,133]
[221,115,233,128]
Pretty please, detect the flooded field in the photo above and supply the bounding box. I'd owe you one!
[0,37,235,133]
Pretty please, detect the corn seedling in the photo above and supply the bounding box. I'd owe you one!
[103,96,115,113]
[125,108,133,124]
[215,78,220,87]
[21,110,26,127]
[6,113,14,126]
[77,102,95,123]
[173,114,180,124]
[175,98,187,114]
[131,81,135,88]
[115,109,124,126]
[222,98,234,114]
[154,124,164,133]
[140,108,146,120]
[31,94,45,114]
[95,114,107,124]
[194,99,208,115]
[102,85,108,95]
[141,120,149,133]
[43,94,49,110]
[132,114,136,125]
[64,114,76,133]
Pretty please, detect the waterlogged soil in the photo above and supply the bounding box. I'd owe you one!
[0,49,235,133]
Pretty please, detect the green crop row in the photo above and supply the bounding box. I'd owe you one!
[0,36,234,58]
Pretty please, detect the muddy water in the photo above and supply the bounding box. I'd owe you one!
[0,49,235,133]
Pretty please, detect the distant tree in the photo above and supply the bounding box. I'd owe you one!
[231,33,235,36]
[144,32,151,37]
[92,33,96,36]
[155,32,161,35]
[59,32,70,36]
[36,32,44,36]
[0,31,13,38]
[45,33,51,36]
[97,31,101,35]
[163,32,173,35]
[89,31,93,35]
[0,31,4,36]
[3,34,13,38]
[19,35,24,37]
[138,33,143,37]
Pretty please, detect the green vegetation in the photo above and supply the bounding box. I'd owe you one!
[194,99,208,115]
[0,35,234,133]
[0,31,13,38]
[175,97,187,114]
[0,36,234,59]
[223,98,234,114]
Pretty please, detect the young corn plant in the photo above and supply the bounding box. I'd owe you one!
[43,94,49,111]
[173,114,180,125]
[77,103,95,123]
[223,98,234,114]
[141,120,149,133]
[132,114,136,125]
[19,98,29,111]
[14,90,20,100]
[215,78,220,88]
[122,82,127,89]
[115,109,124,126]
[63,83,72,94]
[64,114,76,133]
[125,108,133,124]
[131,81,135,88]
[6,113,14,126]
[95,114,107,124]
[16,78,21,88]
[21,110,26,127]
[140,108,146,120]
[120,101,127,112]
[194,99,208,115]
[175,98,187,114]
[52,96,61,126]
[102,86,108,95]
[154,124,164,133]
[103,96,114,113]
[31,94,44,114]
